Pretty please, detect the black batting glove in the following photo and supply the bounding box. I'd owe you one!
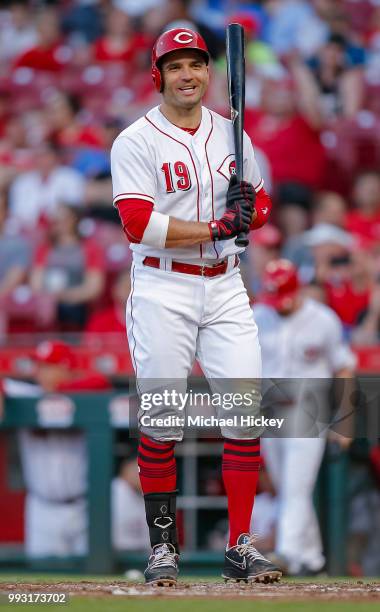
[226,174,256,213]
[208,201,251,241]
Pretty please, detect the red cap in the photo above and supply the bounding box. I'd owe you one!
[227,13,260,38]
[33,341,74,368]
[152,28,209,92]
[259,259,299,310]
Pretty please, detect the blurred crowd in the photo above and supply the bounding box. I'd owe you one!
[0,0,380,345]
[2,0,380,578]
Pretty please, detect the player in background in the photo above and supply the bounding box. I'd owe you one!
[111,27,280,585]
[254,259,356,575]
[1,341,111,557]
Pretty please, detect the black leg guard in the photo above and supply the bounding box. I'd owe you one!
[144,491,179,553]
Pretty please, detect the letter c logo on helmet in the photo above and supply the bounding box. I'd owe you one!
[151,28,210,92]
[173,32,194,44]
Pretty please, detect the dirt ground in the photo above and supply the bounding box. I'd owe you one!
[1,581,380,602]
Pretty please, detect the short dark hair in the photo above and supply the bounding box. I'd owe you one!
[328,33,347,48]
[276,182,313,210]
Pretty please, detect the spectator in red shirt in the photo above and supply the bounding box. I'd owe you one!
[325,270,371,329]
[45,91,104,150]
[13,7,73,73]
[85,269,131,344]
[93,6,150,67]
[245,57,326,190]
[30,203,105,331]
[352,240,380,345]
[308,228,371,328]
[345,171,380,243]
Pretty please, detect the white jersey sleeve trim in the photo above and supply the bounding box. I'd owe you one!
[113,193,155,207]
[141,211,169,249]
[254,178,264,193]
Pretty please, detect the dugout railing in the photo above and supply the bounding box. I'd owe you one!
[0,384,371,576]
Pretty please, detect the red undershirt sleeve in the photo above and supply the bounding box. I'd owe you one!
[250,188,272,230]
[116,198,154,244]
[117,189,271,242]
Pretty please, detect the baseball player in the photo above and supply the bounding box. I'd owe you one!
[1,341,111,558]
[111,28,280,585]
[255,259,356,575]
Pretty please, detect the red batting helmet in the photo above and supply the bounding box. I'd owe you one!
[152,28,210,92]
[260,259,299,311]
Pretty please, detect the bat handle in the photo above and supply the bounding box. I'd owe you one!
[235,233,249,247]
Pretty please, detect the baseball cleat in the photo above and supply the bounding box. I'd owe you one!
[144,543,179,586]
[222,534,282,584]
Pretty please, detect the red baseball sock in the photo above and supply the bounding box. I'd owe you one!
[222,438,261,548]
[138,435,176,494]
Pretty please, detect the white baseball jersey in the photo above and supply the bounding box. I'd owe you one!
[111,105,263,261]
[115,107,264,440]
[19,430,87,502]
[254,299,356,573]
[254,298,356,378]
[3,378,88,556]
[3,379,87,501]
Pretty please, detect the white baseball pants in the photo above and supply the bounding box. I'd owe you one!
[126,256,262,440]
[262,436,326,573]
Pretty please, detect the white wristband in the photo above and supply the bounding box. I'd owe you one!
[142,211,170,248]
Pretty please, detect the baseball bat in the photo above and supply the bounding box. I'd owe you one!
[226,23,249,247]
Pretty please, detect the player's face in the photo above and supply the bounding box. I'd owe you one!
[276,294,301,316]
[161,49,209,110]
[35,363,70,392]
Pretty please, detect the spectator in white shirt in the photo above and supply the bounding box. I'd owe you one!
[9,141,85,231]
[0,1,38,63]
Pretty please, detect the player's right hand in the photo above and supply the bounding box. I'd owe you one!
[208,201,251,241]
[226,174,256,213]
[208,175,254,241]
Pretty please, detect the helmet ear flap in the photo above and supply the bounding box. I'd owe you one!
[152,65,163,92]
